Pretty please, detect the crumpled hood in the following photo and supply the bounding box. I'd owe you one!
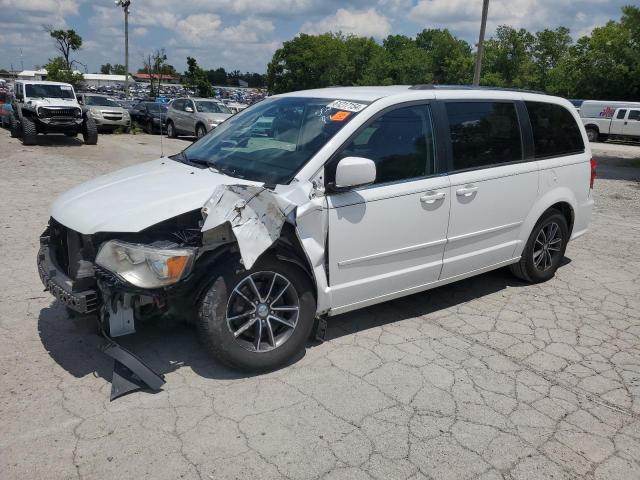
[51,158,255,234]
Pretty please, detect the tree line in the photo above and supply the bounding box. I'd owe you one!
[267,5,640,101]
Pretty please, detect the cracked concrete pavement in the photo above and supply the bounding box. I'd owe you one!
[1,131,639,480]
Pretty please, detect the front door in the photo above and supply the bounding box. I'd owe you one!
[623,109,640,137]
[440,101,538,279]
[610,109,627,135]
[326,103,451,312]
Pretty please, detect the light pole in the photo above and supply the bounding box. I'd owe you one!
[116,0,131,97]
[473,0,490,86]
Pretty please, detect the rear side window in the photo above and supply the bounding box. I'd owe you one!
[616,109,627,119]
[525,102,584,158]
[446,102,522,171]
[629,110,640,121]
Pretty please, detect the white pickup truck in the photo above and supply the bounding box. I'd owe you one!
[582,104,640,142]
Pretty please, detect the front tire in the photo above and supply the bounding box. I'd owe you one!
[510,210,569,283]
[197,255,316,371]
[21,117,37,145]
[196,124,206,139]
[82,116,98,145]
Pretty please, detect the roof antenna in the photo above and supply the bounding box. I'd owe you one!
[159,108,164,157]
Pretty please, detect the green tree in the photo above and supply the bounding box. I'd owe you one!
[45,26,82,70]
[416,29,473,84]
[481,26,536,87]
[267,33,350,93]
[532,27,572,90]
[207,67,227,86]
[142,49,170,96]
[112,64,127,75]
[100,63,112,74]
[184,56,213,97]
[44,56,84,87]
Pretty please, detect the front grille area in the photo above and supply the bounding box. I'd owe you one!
[39,107,81,119]
[48,218,97,291]
[101,110,123,121]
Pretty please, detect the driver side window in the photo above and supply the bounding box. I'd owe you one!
[330,104,435,186]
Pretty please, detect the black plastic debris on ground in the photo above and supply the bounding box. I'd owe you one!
[102,342,165,401]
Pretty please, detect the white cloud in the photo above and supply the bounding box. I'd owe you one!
[301,8,392,38]
[0,0,82,15]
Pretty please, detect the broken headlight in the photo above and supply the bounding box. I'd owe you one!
[96,240,195,288]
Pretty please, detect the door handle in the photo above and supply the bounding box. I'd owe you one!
[420,192,446,204]
[456,185,479,197]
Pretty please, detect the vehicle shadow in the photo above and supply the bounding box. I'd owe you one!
[37,263,562,386]
[596,163,640,182]
[32,135,85,147]
[323,266,535,341]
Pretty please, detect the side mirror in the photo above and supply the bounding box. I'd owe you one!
[334,157,376,190]
[185,106,194,113]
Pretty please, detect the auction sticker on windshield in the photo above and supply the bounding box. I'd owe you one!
[326,100,367,112]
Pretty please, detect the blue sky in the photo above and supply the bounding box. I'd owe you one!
[0,0,632,74]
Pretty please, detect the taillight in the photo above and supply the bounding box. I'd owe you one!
[590,158,597,189]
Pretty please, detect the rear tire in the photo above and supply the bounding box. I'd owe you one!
[21,117,37,145]
[197,254,316,371]
[82,116,98,145]
[586,127,599,143]
[167,121,177,138]
[10,115,21,138]
[510,210,568,283]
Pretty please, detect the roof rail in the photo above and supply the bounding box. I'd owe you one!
[409,84,546,95]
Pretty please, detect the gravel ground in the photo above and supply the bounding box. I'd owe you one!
[1,130,639,480]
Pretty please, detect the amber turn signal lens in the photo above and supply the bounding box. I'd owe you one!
[167,256,190,279]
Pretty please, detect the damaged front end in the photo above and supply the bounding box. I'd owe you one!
[38,180,328,398]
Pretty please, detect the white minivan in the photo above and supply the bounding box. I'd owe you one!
[39,86,595,371]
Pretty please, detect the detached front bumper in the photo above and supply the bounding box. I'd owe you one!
[37,231,98,314]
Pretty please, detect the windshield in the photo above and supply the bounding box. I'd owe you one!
[195,101,231,114]
[179,96,369,184]
[25,84,75,99]
[147,103,167,113]
[85,96,119,107]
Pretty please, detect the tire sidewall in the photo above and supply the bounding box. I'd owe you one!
[82,116,98,145]
[197,254,316,371]
[21,116,37,145]
[522,211,569,282]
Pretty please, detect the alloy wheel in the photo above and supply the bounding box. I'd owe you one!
[226,271,300,353]
[533,221,563,272]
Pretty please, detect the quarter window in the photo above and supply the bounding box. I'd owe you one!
[446,102,522,171]
[335,105,435,185]
[525,101,584,158]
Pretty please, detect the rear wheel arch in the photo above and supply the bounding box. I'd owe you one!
[547,201,574,238]
[516,190,578,258]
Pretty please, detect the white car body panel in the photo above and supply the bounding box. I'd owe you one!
[48,86,594,318]
[327,176,451,310]
[441,162,539,279]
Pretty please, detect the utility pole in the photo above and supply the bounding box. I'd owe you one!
[116,0,131,97]
[473,0,490,85]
